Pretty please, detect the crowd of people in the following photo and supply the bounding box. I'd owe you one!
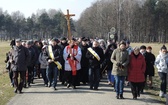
[4,37,168,100]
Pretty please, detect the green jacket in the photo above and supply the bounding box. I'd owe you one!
[111,48,129,76]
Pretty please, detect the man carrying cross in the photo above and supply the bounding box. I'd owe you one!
[63,10,82,89]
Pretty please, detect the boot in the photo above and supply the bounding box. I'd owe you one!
[120,94,124,99]
[116,94,119,99]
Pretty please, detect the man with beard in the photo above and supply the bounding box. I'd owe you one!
[63,38,82,89]
[79,38,90,85]
[46,38,62,90]
[10,39,30,93]
[59,37,69,85]
[86,41,104,90]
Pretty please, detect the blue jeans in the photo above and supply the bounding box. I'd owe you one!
[107,70,114,83]
[47,66,58,88]
[41,68,48,85]
[114,75,125,95]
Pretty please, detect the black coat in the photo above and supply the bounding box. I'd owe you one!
[59,42,69,66]
[145,52,155,76]
[80,44,89,68]
[86,47,104,68]
[46,45,62,68]
[27,47,37,67]
[10,45,30,71]
[104,49,114,71]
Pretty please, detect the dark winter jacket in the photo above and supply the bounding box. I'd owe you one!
[80,44,89,68]
[86,47,104,68]
[27,47,37,67]
[10,45,30,71]
[46,45,62,68]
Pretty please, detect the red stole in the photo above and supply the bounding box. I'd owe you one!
[66,45,78,76]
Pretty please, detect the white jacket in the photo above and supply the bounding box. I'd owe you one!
[63,46,82,71]
[155,52,168,73]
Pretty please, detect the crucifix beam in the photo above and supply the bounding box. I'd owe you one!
[65,9,75,41]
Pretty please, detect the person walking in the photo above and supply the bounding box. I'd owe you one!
[63,38,82,89]
[80,38,90,85]
[111,41,129,99]
[10,39,30,93]
[128,47,146,99]
[146,46,155,89]
[46,38,62,90]
[155,45,168,98]
[104,43,117,86]
[39,45,48,87]
[86,41,104,90]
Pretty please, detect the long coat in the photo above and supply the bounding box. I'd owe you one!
[128,52,146,83]
[80,44,89,68]
[145,52,155,76]
[10,45,30,71]
[111,48,129,76]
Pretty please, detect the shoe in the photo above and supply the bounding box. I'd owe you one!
[28,84,31,87]
[159,91,164,98]
[120,94,124,99]
[133,97,137,99]
[137,91,140,97]
[73,86,76,89]
[90,87,93,90]
[45,84,48,87]
[141,90,144,94]
[108,82,112,85]
[14,88,17,93]
[67,84,71,88]
[48,84,52,88]
[61,82,65,85]
[18,90,23,94]
[116,95,119,99]
[54,87,57,90]
[94,88,98,91]
[10,83,14,87]
[23,85,27,88]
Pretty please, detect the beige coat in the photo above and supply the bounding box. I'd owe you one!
[111,48,129,76]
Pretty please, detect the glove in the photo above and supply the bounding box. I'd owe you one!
[116,62,121,67]
[71,45,74,48]
[67,54,70,58]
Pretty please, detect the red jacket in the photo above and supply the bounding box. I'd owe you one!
[128,52,146,83]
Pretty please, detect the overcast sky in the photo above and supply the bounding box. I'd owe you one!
[0,0,96,20]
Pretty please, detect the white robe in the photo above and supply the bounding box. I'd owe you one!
[63,46,82,71]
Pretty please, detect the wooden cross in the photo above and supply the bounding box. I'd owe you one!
[65,9,75,41]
